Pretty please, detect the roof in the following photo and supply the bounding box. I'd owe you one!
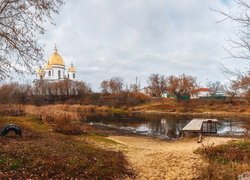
[182,119,218,132]
[192,88,211,93]
[68,66,76,72]
[48,47,65,66]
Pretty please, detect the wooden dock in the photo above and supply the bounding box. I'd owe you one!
[182,119,218,143]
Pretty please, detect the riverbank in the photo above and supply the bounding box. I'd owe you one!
[0,113,248,179]
[87,122,249,179]
[90,134,237,179]
[130,99,250,118]
[132,110,250,118]
[0,98,250,118]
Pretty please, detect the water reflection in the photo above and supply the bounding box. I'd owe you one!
[86,113,249,139]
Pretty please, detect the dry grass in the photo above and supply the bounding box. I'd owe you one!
[0,104,112,135]
[0,105,134,178]
[132,99,250,116]
[24,105,80,124]
[0,105,25,116]
[0,116,49,132]
[53,121,94,135]
[195,139,250,179]
[23,105,111,135]
[0,116,133,179]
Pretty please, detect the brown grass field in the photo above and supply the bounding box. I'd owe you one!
[0,113,133,178]
[0,103,249,179]
[131,99,250,117]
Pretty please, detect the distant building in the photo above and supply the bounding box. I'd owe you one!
[191,88,211,99]
[36,46,77,82]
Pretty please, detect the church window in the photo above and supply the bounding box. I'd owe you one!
[68,74,69,78]
[73,73,75,79]
[49,71,51,76]
[58,70,61,79]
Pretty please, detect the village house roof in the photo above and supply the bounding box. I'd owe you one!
[191,88,211,94]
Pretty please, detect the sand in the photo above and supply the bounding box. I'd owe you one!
[106,136,235,180]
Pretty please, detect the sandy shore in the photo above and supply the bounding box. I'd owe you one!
[105,136,235,180]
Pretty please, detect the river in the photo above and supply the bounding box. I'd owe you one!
[86,113,250,139]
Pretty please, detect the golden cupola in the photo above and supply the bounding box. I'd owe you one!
[48,46,65,66]
[68,63,77,72]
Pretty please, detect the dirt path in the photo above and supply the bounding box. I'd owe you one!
[106,136,234,180]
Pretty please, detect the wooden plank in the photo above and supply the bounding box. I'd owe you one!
[182,119,203,132]
[182,119,218,132]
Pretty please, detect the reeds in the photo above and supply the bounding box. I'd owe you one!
[195,140,250,179]
[0,105,25,116]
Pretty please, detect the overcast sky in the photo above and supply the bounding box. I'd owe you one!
[37,0,245,91]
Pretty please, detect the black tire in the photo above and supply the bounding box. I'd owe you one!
[0,124,22,137]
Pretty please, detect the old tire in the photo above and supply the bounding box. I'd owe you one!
[0,124,22,137]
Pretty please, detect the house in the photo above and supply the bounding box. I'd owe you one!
[191,88,211,99]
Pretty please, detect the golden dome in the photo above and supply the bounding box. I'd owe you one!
[48,47,65,66]
[68,63,76,72]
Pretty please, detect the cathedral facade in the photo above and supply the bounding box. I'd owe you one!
[36,46,76,81]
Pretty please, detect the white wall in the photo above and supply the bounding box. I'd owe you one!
[68,72,76,80]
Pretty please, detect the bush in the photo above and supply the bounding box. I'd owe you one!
[54,123,85,135]
[195,140,250,163]
[195,140,250,179]
[0,105,26,116]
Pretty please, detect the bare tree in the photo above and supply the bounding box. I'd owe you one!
[129,83,140,93]
[216,0,250,100]
[215,0,250,62]
[0,0,64,80]
[100,80,109,94]
[109,77,124,93]
[166,74,197,99]
[74,81,92,97]
[0,82,32,103]
[207,81,225,95]
[147,74,166,97]
[100,77,124,94]
[224,81,240,102]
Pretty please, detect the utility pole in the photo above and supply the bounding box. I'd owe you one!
[136,76,138,92]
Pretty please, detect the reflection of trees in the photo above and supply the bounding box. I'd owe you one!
[146,118,179,138]
[144,115,192,138]
[87,113,193,138]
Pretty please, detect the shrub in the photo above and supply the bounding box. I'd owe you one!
[195,140,250,163]
[54,123,85,135]
[195,140,250,179]
[0,105,26,116]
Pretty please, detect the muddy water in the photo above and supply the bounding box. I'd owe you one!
[85,113,250,139]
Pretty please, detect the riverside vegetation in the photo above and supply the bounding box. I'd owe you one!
[195,140,250,179]
[0,104,249,179]
[0,105,133,179]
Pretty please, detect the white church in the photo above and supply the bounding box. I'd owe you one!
[36,46,77,81]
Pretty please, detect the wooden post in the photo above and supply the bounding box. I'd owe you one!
[215,122,217,134]
[197,131,202,143]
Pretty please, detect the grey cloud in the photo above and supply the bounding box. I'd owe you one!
[35,0,243,90]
